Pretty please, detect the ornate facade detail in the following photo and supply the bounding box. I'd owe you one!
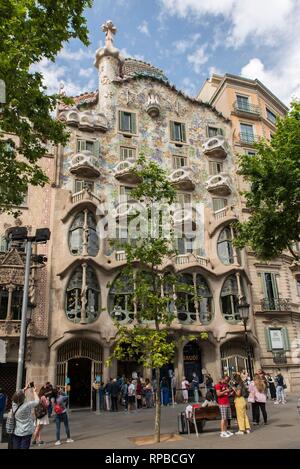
[70,150,101,178]
[205,173,232,196]
[59,109,108,132]
[203,135,229,159]
[169,167,195,191]
[145,91,161,117]
[114,158,140,184]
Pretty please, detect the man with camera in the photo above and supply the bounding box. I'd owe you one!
[215,376,234,438]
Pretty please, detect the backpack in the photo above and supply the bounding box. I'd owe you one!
[34,402,47,419]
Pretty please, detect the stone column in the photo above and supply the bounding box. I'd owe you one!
[236,272,243,299]
[102,344,111,383]
[6,284,15,320]
[174,341,184,389]
[48,347,57,385]
[230,225,239,265]
[80,262,87,324]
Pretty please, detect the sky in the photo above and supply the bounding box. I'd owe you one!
[34,0,300,105]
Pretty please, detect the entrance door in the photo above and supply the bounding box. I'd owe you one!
[183,342,202,382]
[68,358,91,408]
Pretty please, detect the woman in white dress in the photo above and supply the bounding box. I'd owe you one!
[181,377,189,404]
[31,387,49,445]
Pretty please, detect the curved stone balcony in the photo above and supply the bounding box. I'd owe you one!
[110,307,134,324]
[177,310,198,324]
[174,253,210,268]
[59,109,108,132]
[205,173,232,196]
[114,158,140,184]
[70,151,101,178]
[145,92,161,117]
[203,136,229,159]
[169,167,195,191]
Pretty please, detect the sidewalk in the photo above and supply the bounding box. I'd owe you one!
[1,394,300,449]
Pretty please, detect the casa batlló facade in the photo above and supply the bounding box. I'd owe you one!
[1,22,299,406]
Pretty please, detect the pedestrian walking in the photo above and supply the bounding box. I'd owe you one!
[127,379,136,412]
[136,378,143,409]
[266,374,276,400]
[111,378,119,412]
[160,377,169,406]
[105,379,112,411]
[121,380,129,411]
[31,387,49,445]
[233,386,251,435]
[191,372,200,403]
[215,376,234,438]
[0,387,7,425]
[9,383,39,449]
[274,369,286,404]
[181,377,189,404]
[248,374,268,425]
[54,388,74,446]
[144,379,153,408]
[171,373,177,404]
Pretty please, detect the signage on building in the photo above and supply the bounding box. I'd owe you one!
[0,339,6,363]
[270,329,284,350]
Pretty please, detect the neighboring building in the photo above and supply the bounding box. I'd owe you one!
[199,74,300,391]
[0,135,55,399]
[44,22,262,408]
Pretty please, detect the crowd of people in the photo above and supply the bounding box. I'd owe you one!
[185,368,288,438]
[1,367,288,448]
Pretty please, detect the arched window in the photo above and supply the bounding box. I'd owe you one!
[12,287,23,320]
[176,273,196,323]
[65,265,100,323]
[68,210,99,256]
[108,273,135,323]
[220,275,241,323]
[196,274,214,324]
[217,227,234,265]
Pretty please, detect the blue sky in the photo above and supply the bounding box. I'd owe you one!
[35,0,300,104]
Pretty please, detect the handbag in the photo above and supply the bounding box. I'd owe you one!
[6,404,22,434]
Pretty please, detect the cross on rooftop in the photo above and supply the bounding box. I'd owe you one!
[102,20,117,48]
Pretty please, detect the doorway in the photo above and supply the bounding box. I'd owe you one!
[68,358,91,408]
[183,341,202,382]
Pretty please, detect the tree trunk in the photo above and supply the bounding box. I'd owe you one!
[154,366,161,443]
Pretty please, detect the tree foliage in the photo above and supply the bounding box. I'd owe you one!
[235,100,300,260]
[0,0,92,213]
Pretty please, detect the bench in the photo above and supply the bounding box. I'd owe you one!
[187,404,236,437]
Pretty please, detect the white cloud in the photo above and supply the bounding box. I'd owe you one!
[31,58,96,96]
[138,20,150,36]
[79,68,94,78]
[187,45,209,73]
[173,33,201,54]
[120,48,145,62]
[59,46,94,61]
[160,0,297,47]
[181,77,196,97]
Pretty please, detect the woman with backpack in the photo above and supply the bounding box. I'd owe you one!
[31,387,49,446]
[8,383,39,449]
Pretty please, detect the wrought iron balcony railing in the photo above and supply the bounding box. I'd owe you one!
[272,351,287,364]
[239,133,259,146]
[234,101,261,116]
[260,298,291,311]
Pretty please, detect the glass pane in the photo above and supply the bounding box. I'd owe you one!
[86,141,94,152]
[88,229,99,256]
[69,228,83,255]
[12,289,23,320]
[208,127,218,137]
[0,288,8,319]
[174,122,182,141]
[237,95,249,109]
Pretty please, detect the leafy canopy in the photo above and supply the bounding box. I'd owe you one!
[235,100,300,260]
[0,0,92,213]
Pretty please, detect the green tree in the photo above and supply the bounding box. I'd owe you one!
[235,100,300,260]
[0,0,92,213]
[107,155,205,443]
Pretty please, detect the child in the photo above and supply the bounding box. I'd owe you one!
[234,386,251,435]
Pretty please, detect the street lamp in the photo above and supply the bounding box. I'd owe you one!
[22,302,35,387]
[237,297,253,380]
[10,227,51,390]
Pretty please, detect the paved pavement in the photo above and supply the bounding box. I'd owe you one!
[1,394,300,449]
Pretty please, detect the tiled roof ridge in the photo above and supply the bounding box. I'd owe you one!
[124,57,164,74]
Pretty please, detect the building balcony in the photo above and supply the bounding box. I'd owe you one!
[202,136,229,159]
[205,173,232,196]
[239,133,259,147]
[233,101,261,118]
[0,320,21,336]
[177,310,198,325]
[71,188,103,207]
[70,151,101,178]
[175,253,209,268]
[272,351,287,364]
[115,250,127,262]
[260,298,291,312]
[114,159,140,184]
[169,167,195,191]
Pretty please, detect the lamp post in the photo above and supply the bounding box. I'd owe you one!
[11,227,51,390]
[237,297,253,381]
[22,302,35,387]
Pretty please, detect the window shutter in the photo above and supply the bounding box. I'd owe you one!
[218,128,224,136]
[170,121,175,141]
[93,140,100,157]
[119,111,124,131]
[264,328,272,351]
[271,273,279,299]
[261,273,268,298]
[181,123,186,142]
[0,235,7,252]
[282,327,290,351]
[77,139,86,152]
[130,113,136,134]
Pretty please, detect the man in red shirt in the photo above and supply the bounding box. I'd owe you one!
[215,376,233,438]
